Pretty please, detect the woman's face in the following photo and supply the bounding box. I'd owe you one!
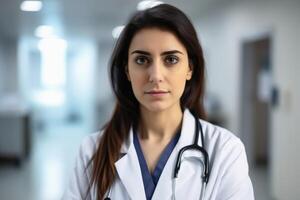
[127,27,192,113]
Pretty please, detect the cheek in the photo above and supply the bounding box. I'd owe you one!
[171,73,188,96]
[129,72,146,93]
[176,79,187,93]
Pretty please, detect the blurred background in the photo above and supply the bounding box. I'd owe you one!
[0,0,299,199]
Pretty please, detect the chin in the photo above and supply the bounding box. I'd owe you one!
[140,101,176,113]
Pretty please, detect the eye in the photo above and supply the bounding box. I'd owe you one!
[165,55,179,65]
[135,56,150,65]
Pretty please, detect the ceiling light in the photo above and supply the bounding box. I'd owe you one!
[20,1,42,12]
[112,25,125,39]
[137,0,164,11]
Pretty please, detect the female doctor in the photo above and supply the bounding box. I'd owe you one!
[62,4,254,200]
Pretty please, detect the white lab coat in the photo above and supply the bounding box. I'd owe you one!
[62,109,254,200]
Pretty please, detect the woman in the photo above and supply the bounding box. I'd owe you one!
[63,4,254,200]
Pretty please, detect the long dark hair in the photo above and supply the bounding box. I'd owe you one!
[88,4,206,199]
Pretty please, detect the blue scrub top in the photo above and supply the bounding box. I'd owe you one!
[133,128,181,200]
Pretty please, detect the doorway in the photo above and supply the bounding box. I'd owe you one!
[240,36,272,167]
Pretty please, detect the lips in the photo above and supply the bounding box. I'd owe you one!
[144,90,170,98]
[145,90,169,94]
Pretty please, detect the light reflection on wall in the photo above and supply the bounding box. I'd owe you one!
[32,89,65,107]
[36,38,67,107]
[38,38,67,88]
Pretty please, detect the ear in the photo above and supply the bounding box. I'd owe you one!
[187,62,193,80]
[125,66,131,81]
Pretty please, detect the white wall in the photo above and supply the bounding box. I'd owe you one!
[196,0,300,199]
[94,39,116,127]
[0,38,5,95]
[67,39,98,131]
[0,37,18,96]
[18,37,31,103]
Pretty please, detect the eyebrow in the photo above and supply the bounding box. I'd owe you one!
[130,50,184,56]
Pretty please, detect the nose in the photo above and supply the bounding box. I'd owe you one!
[148,60,164,83]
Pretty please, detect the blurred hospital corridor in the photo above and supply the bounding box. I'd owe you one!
[1,0,300,199]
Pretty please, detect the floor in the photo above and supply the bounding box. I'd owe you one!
[0,122,88,200]
[0,122,273,200]
[250,165,273,200]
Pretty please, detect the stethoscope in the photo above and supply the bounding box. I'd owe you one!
[172,112,209,200]
[105,112,210,200]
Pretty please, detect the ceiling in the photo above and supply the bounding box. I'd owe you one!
[0,0,223,42]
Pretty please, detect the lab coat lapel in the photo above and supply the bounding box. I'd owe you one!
[152,109,204,199]
[114,127,147,200]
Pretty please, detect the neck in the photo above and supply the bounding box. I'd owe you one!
[139,105,183,141]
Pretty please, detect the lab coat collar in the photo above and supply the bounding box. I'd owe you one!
[115,127,146,199]
[115,109,204,200]
[177,108,198,150]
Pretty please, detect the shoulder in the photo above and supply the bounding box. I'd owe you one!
[199,120,254,199]
[77,130,103,167]
[199,119,248,172]
[62,131,104,199]
[200,120,254,199]
[199,119,245,155]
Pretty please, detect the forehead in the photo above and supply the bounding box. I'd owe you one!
[128,27,187,54]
